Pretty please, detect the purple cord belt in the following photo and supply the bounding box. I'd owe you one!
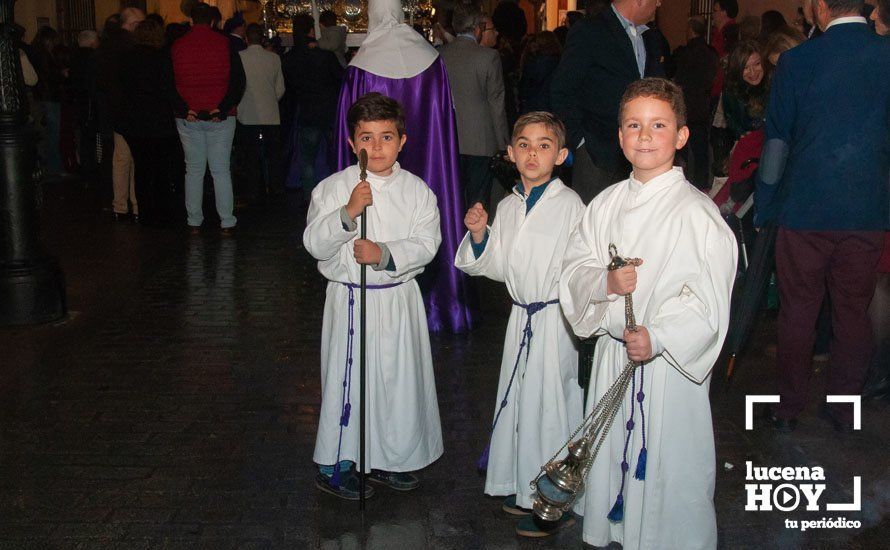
[329,280,404,487]
[477,298,560,471]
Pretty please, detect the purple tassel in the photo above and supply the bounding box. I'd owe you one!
[634,448,647,480]
[607,494,624,522]
[330,464,342,488]
[340,403,351,426]
[476,443,491,472]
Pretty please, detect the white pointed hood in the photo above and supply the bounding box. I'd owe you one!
[349,0,438,78]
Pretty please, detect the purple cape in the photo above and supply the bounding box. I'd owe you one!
[333,60,475,333]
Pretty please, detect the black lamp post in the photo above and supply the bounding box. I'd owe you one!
[0,0,66,325]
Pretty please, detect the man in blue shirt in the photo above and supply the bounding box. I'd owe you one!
[756,0,890,433]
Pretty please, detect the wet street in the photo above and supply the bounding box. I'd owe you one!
[1,179,888,548]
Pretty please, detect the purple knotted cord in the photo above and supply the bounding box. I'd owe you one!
[635,363,647,481]
[477,299,559,471]
[608,362,637,521]
[608,357,648,521]
[329,281,404,487]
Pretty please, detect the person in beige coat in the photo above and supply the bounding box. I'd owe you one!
[236,23,285,200]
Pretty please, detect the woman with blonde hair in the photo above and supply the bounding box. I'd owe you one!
[762,25,806,73]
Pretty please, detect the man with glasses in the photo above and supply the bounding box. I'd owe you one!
[480,16,499,48]
[440,3,509,210]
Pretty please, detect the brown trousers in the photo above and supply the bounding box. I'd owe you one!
[774,228,883,423]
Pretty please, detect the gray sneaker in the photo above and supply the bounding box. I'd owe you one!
[315,468,376,501]
[368,469,420,491]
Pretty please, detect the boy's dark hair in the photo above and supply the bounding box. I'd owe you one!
[715,0,739,19]
[619,78,687,127]
[190,3,214,25]
[512,111,567,149]
[320,10,338,27]
[245,23,264,45]
[347,93,406,138]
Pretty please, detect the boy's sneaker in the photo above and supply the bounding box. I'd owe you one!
[502,495,532,516]
[315,469,376,501]
[368,469,420,491]
[515,513,576,538]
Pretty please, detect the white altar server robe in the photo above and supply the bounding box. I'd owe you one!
[455,179,585,509]
[559,168,736,549]
[304,163,444,472]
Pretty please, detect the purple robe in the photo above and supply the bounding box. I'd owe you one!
[333,59,475,333]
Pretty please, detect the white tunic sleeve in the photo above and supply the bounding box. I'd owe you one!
[380,186,442,278]
[303,184,356,262]
[559,208,618,339]
[453,204,506,282]
[648,226,737,384]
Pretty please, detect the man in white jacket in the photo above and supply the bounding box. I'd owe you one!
[236,23,285,201]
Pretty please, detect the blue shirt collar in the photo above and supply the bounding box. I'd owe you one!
[611,4,649,35]
[513,177,557,213]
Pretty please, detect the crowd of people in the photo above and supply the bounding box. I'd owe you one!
[12,0,890,546]
[15,2,347,231]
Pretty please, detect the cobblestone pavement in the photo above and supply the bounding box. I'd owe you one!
[1,180,887,549]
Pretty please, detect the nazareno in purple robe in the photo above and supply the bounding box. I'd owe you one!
[332,60,475,333]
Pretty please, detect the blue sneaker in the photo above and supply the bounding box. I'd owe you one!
[516,513,576,538]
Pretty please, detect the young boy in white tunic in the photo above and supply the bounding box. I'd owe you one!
[558,79,737,547]
[454,112,585,534]
[304,92,444,500]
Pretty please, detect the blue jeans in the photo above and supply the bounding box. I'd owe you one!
[176,118,237,228]
[299,125,325,199]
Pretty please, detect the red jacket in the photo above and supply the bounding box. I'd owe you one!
[171,25,236,116]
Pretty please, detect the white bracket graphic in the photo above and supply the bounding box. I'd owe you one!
[745,395,861,431]
[825,395,862,430]
[827,476,861,511]
[745,395,780,430]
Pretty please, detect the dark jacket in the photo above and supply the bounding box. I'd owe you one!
[121,45,177,139]
[755,22,890,231]
[519,53,558,114]
[31,46,66,102]
[282,40,343,129]
[550,8,665,171]
[721,83,766,141]
[672,36,718,125]
[95,29,136,133]
[67,47,97,126]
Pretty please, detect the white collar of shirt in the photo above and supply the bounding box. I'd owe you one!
[612,4,649,37]
[825,16,867,30]
[627,166,684,197]
[457,33,478,43]
[363,162,401,190]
